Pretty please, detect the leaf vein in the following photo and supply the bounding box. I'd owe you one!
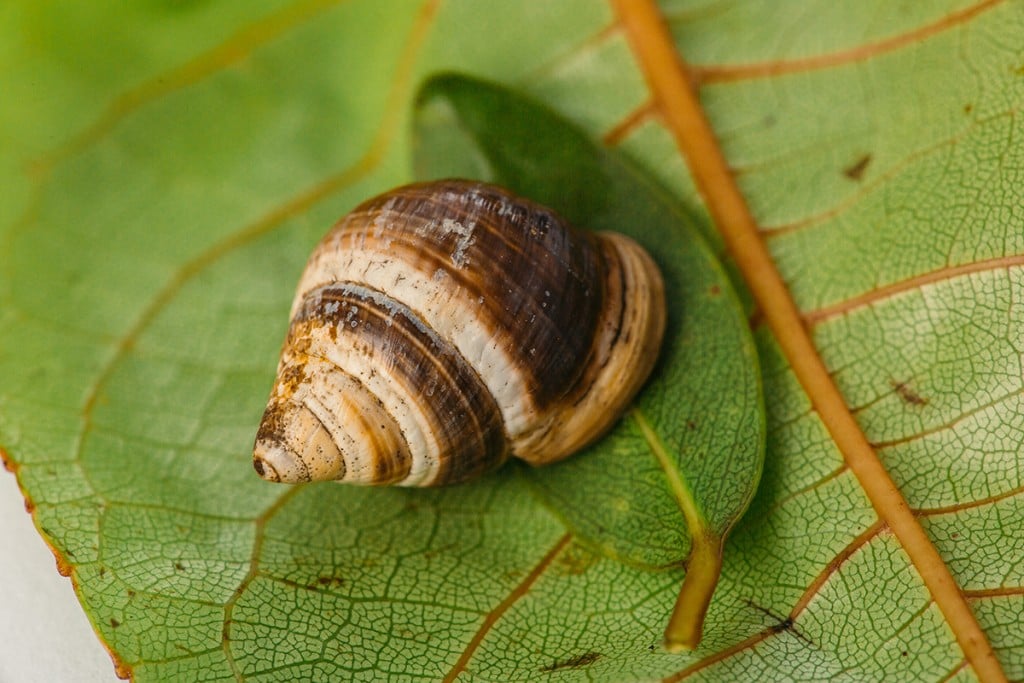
[686,0,1005,84]
[441,533,572,683]
[805,256,1024,326]
[28,0,347,177]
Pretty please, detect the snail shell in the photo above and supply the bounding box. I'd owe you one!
[253,179,665,486]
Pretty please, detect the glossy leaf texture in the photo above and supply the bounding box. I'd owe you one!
[2,1,1023,682]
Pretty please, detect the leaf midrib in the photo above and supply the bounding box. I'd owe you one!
[610,1,1008,682]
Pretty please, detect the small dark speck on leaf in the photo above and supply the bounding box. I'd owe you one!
[902,650,909,657]
[891,380,928,406]
[709,284,721,296]
[315,576,344,589]
[745,598,814,645]
[174,562,186,572]
[772,617,795,634]
[540,652,601,672]
[687,420,698,431]
[110,619,120,629]
[964,103,973,114]
[843,154,872,181]
[127,590,136,598]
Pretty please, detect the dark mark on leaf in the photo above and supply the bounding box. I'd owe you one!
[174,561,186,571]
[540,651,601,672]
[771,617,795,634]
[843,154,872,181]
[891,380,928,406]
[110,618,120,628]
[315,576,344,589]
[744,599,814,646]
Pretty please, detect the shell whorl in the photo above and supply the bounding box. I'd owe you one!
[253,180,665,486]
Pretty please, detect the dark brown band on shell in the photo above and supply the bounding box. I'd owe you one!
[343,181,606,409]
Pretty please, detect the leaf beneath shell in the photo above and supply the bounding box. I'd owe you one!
[413,73,766,649]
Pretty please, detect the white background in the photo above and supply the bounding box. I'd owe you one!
[0,470,119,682]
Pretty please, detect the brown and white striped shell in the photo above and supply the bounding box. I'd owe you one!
[252,179,665,486]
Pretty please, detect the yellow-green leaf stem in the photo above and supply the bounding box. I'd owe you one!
[633,408,724,650]
[664,532,724,652]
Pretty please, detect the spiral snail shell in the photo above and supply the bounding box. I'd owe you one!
[252,179,665,486]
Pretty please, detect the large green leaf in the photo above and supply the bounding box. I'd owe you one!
[2,1,1022,681]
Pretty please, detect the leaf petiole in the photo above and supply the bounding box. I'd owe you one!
[663,531,724,652]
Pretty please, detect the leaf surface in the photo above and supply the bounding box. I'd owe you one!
[1,1,1022,682]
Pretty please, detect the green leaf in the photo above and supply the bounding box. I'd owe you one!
[3,1,1023,681]
[414,73,765,649]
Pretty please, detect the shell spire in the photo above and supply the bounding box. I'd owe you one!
[253,180,665,486]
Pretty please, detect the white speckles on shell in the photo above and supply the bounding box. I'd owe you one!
[441,218,476,269]
[370,196,399,239]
